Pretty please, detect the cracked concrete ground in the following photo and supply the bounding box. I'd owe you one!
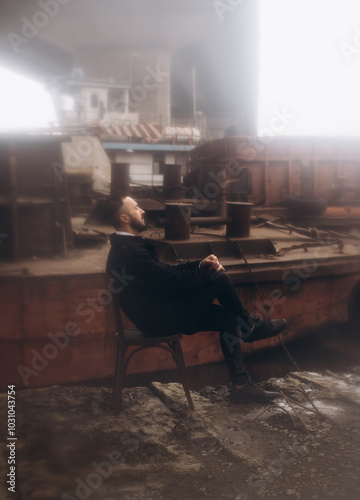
[1,369,360,500]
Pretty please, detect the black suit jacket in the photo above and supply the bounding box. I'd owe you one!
[106,233,215,335]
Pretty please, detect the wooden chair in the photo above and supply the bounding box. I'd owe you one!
[112,296,194,413]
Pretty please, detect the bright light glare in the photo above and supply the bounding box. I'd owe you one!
[0,67,57,129]
[258,0,360,135]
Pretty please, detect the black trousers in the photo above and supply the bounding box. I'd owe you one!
[149,272,253,385]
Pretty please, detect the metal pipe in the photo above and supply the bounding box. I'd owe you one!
[163,164,182,200]
[192,66,197,120]
[324,206,360,217]
[111,162,130,196]
[160,215,258,227]
[190,216,230,226]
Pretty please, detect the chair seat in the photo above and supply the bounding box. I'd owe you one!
[123,328,183,345]
[111,295,194,412]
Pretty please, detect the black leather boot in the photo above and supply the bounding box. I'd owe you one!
[229,381,280,403]
[241,318,287,343]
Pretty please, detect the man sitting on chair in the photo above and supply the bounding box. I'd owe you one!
[105,196,287,403]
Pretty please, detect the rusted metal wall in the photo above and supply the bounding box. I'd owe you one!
[0,135,74,260]
[189,136,360,206]
[1,270,359,390]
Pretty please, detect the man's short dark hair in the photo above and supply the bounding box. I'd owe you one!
[102,195,126,229]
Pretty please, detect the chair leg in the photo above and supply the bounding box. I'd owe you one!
[172,340,195,410]
[113,341,127,414]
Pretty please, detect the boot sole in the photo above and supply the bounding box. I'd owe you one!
[229,392,280,404]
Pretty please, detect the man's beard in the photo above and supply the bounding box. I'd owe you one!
[129,216,147,233]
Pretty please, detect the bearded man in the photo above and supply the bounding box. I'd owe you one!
[105,196,287,403]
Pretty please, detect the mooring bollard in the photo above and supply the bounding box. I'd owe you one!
[226,202,253,238]
[164,203,192,240]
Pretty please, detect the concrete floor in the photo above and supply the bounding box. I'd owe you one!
[1,368,360,500]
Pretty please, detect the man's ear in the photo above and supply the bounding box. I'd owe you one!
[120,214,129,223]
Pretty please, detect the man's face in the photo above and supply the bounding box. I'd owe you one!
[121,197,147,233]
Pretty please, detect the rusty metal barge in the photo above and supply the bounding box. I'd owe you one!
[1,133,360,391]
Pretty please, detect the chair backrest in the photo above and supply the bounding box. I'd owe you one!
[111,290,125,340]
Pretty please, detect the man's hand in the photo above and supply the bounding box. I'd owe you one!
[200,254,225,272]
